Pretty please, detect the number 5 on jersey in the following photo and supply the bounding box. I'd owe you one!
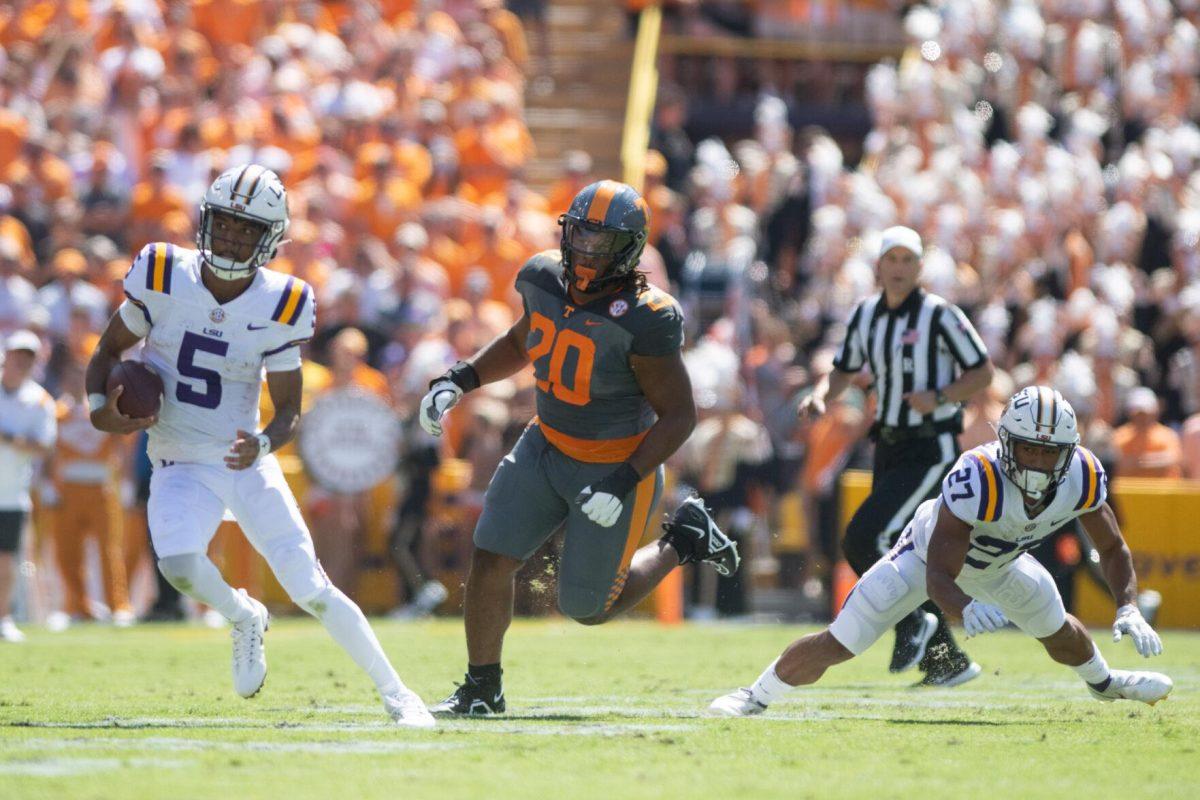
[177,331,227,409]
[527,312,595,406]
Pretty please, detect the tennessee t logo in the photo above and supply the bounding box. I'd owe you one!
[563,305,576,318]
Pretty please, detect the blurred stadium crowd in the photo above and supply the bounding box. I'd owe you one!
[1,0,1199,626]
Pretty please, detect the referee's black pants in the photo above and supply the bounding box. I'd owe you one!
[842,431,967,666]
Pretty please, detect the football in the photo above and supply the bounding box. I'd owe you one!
[105,360,164,418]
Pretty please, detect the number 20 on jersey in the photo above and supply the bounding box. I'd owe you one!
[527,312,595,406]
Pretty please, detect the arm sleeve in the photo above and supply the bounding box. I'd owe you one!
[938,304,988,370]
[831,303,866,373]
[263,285,316,373]
[630,294,685,357]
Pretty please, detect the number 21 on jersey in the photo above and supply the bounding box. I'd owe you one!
[527,312,594,406]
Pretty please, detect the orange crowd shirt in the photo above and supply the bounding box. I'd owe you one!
[1112,422,1184,478]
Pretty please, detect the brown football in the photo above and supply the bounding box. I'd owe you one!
[105,360,164,418]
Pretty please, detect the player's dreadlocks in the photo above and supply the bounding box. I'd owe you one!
[627,269,650,293]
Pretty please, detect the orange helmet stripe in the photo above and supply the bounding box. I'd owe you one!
[585,180,619,224]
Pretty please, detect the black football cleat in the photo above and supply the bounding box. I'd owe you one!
[889,610,938,673]
[662,495,741,577]
[430,674,506,716]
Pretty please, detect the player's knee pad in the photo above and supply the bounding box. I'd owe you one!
[157,553,208,593]
[856,560,916,618]
[263,542,328,606]
[830,560,920,656]
[557,582,608,624]
[986,560,1065,638]
[990,568,1041,610]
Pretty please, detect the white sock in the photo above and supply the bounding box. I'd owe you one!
[1071,643,1111,687]
[304,586,404,695]
[749,659,793,707]
[158,554,254,623]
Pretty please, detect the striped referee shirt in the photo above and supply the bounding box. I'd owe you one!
[831,288,989,429]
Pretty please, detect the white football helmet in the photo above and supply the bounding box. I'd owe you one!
[197,164,289,280]
[997,385,1079,500]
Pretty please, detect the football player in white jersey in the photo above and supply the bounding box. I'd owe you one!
[711,385,1172,716]
[85,164,434,728]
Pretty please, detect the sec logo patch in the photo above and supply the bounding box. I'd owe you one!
[209,308,226,323]
[609,299,628,317]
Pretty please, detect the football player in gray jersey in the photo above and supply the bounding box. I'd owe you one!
[420,180,740,715]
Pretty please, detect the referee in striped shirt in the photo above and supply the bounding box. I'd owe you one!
[801,226,994,686]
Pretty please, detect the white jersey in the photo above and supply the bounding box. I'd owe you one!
[119,243,315,465]
[908,440,1108,573]
[0,378,57,510]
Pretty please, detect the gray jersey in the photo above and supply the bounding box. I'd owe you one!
[516,251,683,463]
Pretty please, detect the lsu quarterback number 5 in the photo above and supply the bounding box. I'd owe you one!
[527,311,594,406]
[176,331,227,409]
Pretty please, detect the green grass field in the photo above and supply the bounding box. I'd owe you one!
[0,618,1196,799]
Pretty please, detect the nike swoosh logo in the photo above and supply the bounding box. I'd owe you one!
[247,323,269,331]
[584,320,604,326]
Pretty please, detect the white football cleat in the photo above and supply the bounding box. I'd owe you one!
[112,609,136,628]
[1089,669,1173,705]
[383,688,437,729]
[0,616,26,643]
[708,687,767,717]
[231,590,269,698]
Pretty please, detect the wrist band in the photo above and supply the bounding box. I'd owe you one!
[436,361,480,393]
[88,393,108,413]
[256,433,272,457]
[599,462,642,499]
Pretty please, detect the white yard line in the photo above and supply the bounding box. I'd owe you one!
[13,736,461,755]
[0,757,188,777]
[431,721,696,736]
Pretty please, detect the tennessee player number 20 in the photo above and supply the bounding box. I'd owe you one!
[528,312,595,406]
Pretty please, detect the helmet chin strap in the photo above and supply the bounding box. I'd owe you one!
[202,254,257,281]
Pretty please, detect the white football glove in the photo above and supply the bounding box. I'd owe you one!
[418,379,462,437]
[962,599,1009,637]
[577,487,623,528]
[574,464,641,528]
[1112,603,1162,657]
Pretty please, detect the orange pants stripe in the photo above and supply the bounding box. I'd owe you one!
[603,473,657,612]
